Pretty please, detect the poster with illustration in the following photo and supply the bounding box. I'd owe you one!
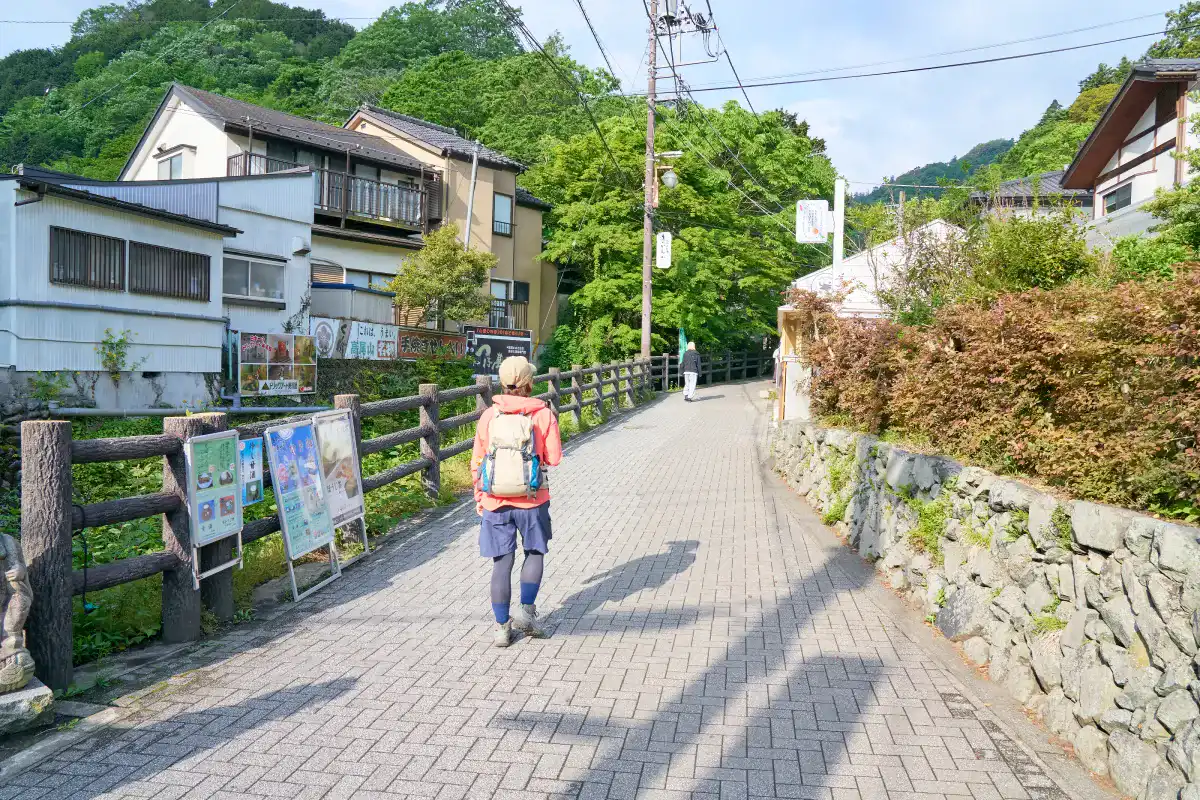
[263,421,335,560]
[236,330,317,396]
[185,430,242,547]
[239,438,264,507]
[312,410,364,527]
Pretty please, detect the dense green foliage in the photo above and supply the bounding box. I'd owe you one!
[386,223,494,326]
[787,270,1200,521]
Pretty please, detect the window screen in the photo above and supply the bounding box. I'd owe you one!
[49,227,126,291]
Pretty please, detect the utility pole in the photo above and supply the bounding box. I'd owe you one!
[832,178,846,268]
[640,0,658,360]
[897,190,906,239]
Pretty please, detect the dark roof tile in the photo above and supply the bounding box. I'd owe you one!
[358,105,524,171]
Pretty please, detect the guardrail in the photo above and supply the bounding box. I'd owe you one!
[648,349,772,391]
[20,359,653,690]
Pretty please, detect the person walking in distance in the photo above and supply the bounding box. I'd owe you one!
[472,356,563,646]
[681,341,701,401]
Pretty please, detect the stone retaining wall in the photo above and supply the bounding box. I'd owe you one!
[771,421,1200,800]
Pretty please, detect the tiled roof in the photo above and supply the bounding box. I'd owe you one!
[173,85,426,173]
[515,187,551,211]
[970,170,1092,201]
[357,105,524,171]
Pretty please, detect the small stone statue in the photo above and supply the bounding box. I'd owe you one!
[0,534,34,693]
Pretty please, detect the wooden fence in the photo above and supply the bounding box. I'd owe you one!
[650,349,773,391]
[18,351,769,690]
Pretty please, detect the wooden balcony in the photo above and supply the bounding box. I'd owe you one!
[489,299,528,330]
[227,152,426,230]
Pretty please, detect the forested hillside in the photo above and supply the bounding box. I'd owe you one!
[855,139,1012,204]
[0,0,835,363]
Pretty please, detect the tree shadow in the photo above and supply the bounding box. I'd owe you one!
[548,540,700,630]
[9,678,357,799]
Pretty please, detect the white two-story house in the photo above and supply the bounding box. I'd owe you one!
[1061,59,1200,246]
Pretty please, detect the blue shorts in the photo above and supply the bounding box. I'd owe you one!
[480,503,552,558]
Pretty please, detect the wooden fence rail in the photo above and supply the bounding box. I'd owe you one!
[19,351,766,689]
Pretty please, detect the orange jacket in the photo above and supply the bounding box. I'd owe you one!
[471,394,562,513]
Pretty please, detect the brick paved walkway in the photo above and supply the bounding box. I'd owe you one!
[10,384,1109,799]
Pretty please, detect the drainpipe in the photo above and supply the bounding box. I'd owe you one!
[464,141,482,250]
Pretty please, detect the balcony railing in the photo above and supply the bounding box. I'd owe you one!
[227,152,425,229]
[493,219,512,236]
[489,299,528,330]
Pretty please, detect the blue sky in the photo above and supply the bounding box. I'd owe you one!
[0,1,1174,186]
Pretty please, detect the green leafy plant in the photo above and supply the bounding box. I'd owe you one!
[95,328,147,387]
[1033,615,1068,634]
[823,494,851,525]
[935,587,947,607]
[1004,509,1029,543]
[1051,506,1073,549]
[965,522,992,549]
[27,371,69,403]
[904,492,950,565]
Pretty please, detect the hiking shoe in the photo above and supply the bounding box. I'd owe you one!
[512,604,547,638]
[493,621,513,648]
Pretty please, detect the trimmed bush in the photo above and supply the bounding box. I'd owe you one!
[787,267,1200,519]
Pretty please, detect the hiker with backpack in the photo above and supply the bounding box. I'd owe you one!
[681,342,701,401]
[471,355,563,647]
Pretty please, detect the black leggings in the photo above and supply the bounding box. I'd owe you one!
[491,550,544,605]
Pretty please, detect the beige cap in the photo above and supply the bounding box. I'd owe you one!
[498,356,534,389]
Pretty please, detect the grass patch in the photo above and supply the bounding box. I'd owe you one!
[903,491,950,565]
[1033,615,1067,634]
[964,522,992,548]
[1052,505,1073,549]
[1003,509,1028,543]
[823,494,851,525]
[827,450,856,494]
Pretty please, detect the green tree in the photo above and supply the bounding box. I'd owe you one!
[337,0,521,72]
[387,223,494,327]
[526,101,836,363]
[1148,3,1200,58]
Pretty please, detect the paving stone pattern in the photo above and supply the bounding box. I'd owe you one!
[11,386,1092,799]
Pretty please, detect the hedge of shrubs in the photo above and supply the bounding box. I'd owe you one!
[787,266,1200,521]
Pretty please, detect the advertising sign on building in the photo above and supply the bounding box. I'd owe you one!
[239,438,264,507]
[311,318,466,361]
[344,321,397,360]
[312,410,365,527]
[184,430,242,548]
[310,317,341,359]
[263,421,336,560]
[464,326,533,377]
[238,332,316,396]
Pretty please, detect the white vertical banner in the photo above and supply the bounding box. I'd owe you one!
[795,199,830,243]
[656,231,672,269]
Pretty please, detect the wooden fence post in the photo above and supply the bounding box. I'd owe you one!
[197,413,233,624]
[725,351,732,383]
[703,355,712,386]
[419,384,440,500]
[21,420,74,691]
[548,368,561,415]
[334,393,366,562]
[623,362,635,407]
[660,353,670,391]
[162,413,222,644]
[570,365,584,427]
[592,363,605,420]
[475,375,493,413]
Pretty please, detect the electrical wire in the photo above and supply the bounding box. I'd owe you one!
[633,23,1194,96]
[719,33,757,115]
[682,9,1172,90]
[572,0,621,82]
[494,0,629,185]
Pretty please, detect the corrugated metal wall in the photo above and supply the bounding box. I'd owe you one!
[63,180,219,222]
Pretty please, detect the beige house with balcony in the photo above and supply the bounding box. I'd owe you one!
[119,85,557,348]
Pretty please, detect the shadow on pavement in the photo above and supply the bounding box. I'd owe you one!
[16,678,357,798]
[547,540,700,631]
[686,394,725,402]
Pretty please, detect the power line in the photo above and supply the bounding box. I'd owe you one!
[718,32,757,115]
[572,0,621,82]
[494,0,629,184]
[632,25,1188,96]
[683,9,1171,90]
[74,0,245,113]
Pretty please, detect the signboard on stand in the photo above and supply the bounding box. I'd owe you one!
[796,199,831,244]
[183,430,244,588]
[239,438,264,507]
[464,326,532,377]
[312,411,365,527]
[308,318,467,361]
[238,332,317,396]
[263,420,340,601]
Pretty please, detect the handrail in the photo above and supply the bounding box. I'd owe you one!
[19,352,763,690]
